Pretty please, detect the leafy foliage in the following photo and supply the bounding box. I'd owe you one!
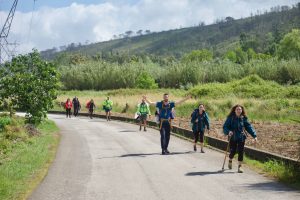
[136,72,158,89]
[278,29,300,60]
[0,50,60,124]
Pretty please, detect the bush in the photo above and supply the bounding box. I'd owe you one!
[0,117,11,132]
[136,72,158,89]
[190,75,300,99]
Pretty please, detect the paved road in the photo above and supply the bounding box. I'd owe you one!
[29,114,300,200]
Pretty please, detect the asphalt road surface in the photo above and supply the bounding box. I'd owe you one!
[29,114,300,200]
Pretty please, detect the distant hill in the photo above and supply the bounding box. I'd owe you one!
[41,4,300,60]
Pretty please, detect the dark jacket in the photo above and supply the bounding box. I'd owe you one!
[191,109,210,133]
[223,115,256,142]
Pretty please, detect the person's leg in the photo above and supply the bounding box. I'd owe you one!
[193,131,199,151]
[139,116,142,131]
[199,130,205,153]
[160,127,166,154]
[68,109,71,118]
[106,111,109,121]
[109,110,111,120]
[237,141,245,173]
[228,140,237,169]
[66,109,68,118]
[165,125,171,153]
[143,115,147,131]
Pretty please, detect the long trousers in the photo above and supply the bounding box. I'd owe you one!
[229,140,245,161]
[160,124,171,150]
[66,108,71,118]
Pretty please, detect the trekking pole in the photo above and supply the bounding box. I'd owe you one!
[222,135,232,171]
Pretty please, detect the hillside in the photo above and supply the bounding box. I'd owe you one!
[41,5,300,59]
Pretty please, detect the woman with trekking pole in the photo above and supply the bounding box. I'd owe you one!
[191,104,210,153]
[223,104,257,173]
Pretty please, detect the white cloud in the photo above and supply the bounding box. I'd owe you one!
[0,0,298,54]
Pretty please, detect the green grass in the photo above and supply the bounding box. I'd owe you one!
[0,117,60,200]
[55,81,300,124]
[244,156,300,190]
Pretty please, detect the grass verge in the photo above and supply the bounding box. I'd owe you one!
[0,118,60,200]
[244,156,300,190]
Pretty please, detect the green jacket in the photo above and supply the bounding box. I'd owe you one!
[137,103,151,115]
[103,100,113,109]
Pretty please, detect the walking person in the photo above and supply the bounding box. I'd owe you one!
[102,97,113,121]
[137,98,151,132]
[87,99,96,119]
[145,93,191,155]
[191,104,210,153]
[72,96,81,117]
[65,98,72,118]
[223,104,257,173]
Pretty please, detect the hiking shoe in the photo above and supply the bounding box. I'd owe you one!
[139,126,142,131]
[165,149,170,154]
[228,160,232,170]
[193,145,197,152]
[200,149,205,153]
[238,165,244,173]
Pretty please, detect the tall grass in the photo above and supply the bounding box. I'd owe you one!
[54,76,300,123]
[59,58,300,90]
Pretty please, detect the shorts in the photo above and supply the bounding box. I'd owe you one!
[105,108,112,113]
[139,113,148,121]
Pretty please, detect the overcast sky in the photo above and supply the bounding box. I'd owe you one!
[0,0,299,54]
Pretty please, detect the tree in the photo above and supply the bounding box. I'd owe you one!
[224,50,237,63]
[136,30,143,36]
[182,49,213,63]
[0,50,60,124]
[136,72,158,89]
[125,30,133,37]
[278,29,300,60]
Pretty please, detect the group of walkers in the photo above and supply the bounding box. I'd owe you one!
[141,93,257,173]
[64,96,113,121]
[65,93,258,173]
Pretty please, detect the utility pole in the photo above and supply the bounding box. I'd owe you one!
[0,0,19,64]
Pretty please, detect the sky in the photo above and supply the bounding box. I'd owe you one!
[0,0,299,54]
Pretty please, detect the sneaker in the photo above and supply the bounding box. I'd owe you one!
[200,149,205,153]
[162,150,166,155]
[165,149,170,154]
[193,145,197,152]
[238,165,244,173]
[139,126,142,131]
[228,160,232,170]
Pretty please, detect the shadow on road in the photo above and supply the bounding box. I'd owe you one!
[241,182,300,193]
[119,130,138,133]
[98,151,193,159]
[185,170,235,176]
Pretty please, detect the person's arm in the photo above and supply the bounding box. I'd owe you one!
[244,117,257,140]
[205,113,210,130]
[175,94,192,105]
[143,96,156,106]
[136,104,140,115]
[223,117,232,136]
[191,111,197,123]
[147,104,151,115]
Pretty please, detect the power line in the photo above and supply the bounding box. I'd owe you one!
[27,0,36,44]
